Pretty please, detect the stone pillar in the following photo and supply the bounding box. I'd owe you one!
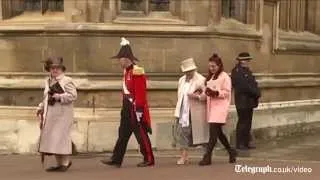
[87,0,103,22]
[0,0,23,20]
[279,0,307,32]
[296,0,306,32]
[315,1,320,34]
[169,0,182,18]
[209,0,221,25]
[86,0,117,23]
[305,0,320,34]
[289,0,298,31]
[234,0,247,23]
[180,0,210,25]
[246,0,263,31]
[64,0,88,22]
[279,0,289,31]
[102,0,117,23]
[305,0,316,33]
[0,0,3,20]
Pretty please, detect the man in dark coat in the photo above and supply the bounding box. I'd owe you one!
[231,52,261,150]
[101,37,154,168]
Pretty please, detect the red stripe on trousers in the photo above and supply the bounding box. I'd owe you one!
[139,125,153,163]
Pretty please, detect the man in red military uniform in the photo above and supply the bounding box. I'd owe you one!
[101,37,154,168]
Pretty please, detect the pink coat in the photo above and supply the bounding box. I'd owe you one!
[205,71,231,124]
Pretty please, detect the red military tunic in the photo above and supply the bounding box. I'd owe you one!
[123,65,152,134]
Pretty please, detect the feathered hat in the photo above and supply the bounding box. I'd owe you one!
[111,37,138,61]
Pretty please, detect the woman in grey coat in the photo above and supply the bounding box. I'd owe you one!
[36,57,77,172]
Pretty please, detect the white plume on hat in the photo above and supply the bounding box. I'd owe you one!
[120,37,130,46]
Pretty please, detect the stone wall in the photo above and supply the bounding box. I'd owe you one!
[0,0,320,154]
[0,0,318,108]
[0,99,320,154]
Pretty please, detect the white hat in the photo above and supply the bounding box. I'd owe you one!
[180,58,197,72]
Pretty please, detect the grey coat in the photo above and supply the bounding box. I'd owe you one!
[37,74,77,155]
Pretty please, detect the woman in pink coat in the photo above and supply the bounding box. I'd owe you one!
[198,53,237,165]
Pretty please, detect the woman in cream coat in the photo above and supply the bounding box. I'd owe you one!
[174,58,209,165]
[36,57,77,172]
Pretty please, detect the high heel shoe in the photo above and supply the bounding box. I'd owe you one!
[58,161,72,172]
[176,157,189,165]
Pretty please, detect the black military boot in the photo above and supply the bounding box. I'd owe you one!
[100,159,121,168]
[137,161,154,167]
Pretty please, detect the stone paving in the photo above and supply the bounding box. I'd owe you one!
[1,132,320,180]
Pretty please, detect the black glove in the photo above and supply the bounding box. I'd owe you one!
[136,108,144,122]
[205,88,219,97]
[194,88,203,94]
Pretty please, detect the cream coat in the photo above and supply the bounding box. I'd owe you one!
[37,74,77,155]
[174,72,209,145]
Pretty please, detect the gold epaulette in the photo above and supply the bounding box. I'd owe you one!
[133,65,145,75]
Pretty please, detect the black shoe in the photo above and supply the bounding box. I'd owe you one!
[57,162,72,172]
[199,154,211,166]
[247,145,256,149]
[137,161,154,167]
[199,159,211,166]
[100,159,121,168]
[228,149,237,163]
[46,166,61,172]
[236,145,249,151]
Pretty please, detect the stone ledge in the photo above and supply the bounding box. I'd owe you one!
[0,99,319,122]
[0,22,261,40]
[0,73,319,90]
[277,30,320,53]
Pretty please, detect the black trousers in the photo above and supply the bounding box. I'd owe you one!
[236,108,253,147]
[205,123,231,157]
[111,99,154,164]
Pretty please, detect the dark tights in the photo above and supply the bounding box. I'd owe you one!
[205,123,231,157]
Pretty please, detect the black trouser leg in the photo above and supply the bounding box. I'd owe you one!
[216,124,237,163]
[133,123,154,163]
[245,109,253,147]
[236,108,252,148]
[111,101,133,164]
[217,126,231,151]
[239,108,253,147]
[201,123,234,165]
[204,123,220,158]
[236,108,244,148]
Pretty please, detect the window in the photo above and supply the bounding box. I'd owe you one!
[150,0,170,11]
[222,0,247,23]
[119,0,170,15]
[1,0,63,20]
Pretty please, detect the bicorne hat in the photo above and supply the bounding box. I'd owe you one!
[43,56,66,72]
[236,52,252,61]
[111,37,138,61]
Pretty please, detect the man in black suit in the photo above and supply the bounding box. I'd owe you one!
[231,52,261,150]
